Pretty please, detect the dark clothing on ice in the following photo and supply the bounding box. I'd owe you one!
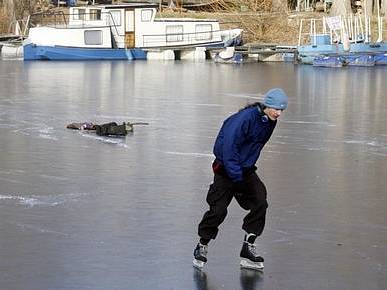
[198,170,268,240]
[197,102,275,243]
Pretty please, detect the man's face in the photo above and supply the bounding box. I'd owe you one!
[264,108,284,121]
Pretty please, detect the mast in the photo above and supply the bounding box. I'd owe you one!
[364,0,369,42]
[377,0,383,42]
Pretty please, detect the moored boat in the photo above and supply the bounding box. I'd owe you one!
[23,3,242,61]
[297,16,387,66]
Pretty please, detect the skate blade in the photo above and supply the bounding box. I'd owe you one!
[193,259,205,269]
[240,259,264,270]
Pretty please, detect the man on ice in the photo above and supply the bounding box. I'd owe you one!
[193,88,289,270]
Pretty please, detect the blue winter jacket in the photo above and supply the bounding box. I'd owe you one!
[213,104,276,182]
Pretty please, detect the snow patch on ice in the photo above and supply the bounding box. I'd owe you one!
[194,103,223,107]
[344,140,377,146]
[0,192,90,207]
[283,120,336,126]
[80,132,129,148]
[344,139,387,156]
[14,222,70,237]
[38,127,53,134]
[38,134,58,141]
[223,93,264,100]
[39,174,69,181]
[0,195,40,206]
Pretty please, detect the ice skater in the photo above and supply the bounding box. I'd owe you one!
[193,88,288,270]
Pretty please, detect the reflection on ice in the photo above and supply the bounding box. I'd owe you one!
[239,269,264,290]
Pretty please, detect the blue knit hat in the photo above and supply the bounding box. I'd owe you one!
[263,88,288,110]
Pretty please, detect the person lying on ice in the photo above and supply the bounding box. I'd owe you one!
[193,88,288,270]
[66,121,148,136]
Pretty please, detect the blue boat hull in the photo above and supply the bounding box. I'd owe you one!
[313,56,343,67]
[343,54,375,66]
[23,44,147,60]
[374,53,387,65]
[298,42,387,65]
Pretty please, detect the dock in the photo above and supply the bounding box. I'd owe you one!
[237,44,297,62]
[142,43,298,61]
[235,43,297,55]
[0,34,23,42]
[208,43,298,62]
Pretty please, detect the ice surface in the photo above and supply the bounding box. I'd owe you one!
[0,60,386,289]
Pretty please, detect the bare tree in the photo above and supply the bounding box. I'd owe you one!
[4,0,36,20]
[272,0,287,11]
[4,0,15,18]
[382,0,387,14]
[1,0,38,34]
[363,0,386,15]
[330,0,352,15]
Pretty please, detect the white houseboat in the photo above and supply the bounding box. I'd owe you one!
[23,3,242,60]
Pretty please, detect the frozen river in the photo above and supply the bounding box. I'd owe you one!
[0,59,386,290]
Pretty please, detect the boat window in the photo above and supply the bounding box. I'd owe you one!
[141,9,153,22]
[74,8,86,21]
[166,25,183,42]
[90,9,101,21]
[109,10,121,26]
[84,30,103,45]
[195,24,212,41]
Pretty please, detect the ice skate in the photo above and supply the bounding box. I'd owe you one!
[240,234,264,270]
[193,243,208,269]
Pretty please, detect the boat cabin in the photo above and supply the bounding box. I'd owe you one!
[68,3,223,49]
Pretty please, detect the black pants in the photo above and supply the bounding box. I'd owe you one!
[198,172,268,241]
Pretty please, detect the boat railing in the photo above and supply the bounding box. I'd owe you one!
[29,10,68,29]
[295,0,314,12]
[298,18,328,46]
[28,10,124,46]
[66,10,122,38]
[5,16,31,40]
[104,11,122,44]
[142,29,222,47]
[298,15,375,47]
[30,10,118,29]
